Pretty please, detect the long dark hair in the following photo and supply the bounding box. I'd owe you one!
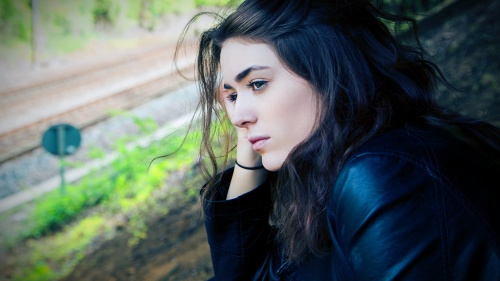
[175,0,498,262]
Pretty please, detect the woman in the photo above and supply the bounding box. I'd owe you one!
[176,0,500,280]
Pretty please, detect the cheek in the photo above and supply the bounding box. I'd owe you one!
[290,107,317,146]
[283,89,316,127]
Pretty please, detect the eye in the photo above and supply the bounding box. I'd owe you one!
[247,80,268,91]
[227,93,237,103]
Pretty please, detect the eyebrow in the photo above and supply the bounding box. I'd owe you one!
[223,65,269,89]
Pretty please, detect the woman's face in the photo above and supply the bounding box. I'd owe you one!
[219,39,319,171]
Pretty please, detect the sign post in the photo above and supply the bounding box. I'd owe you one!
[42,124,81,193]
[31,0,39,66]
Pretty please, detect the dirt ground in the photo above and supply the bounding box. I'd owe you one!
[9,0,500,280]
[60,190,214,281]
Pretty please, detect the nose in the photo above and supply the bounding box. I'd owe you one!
[231,97,257,128]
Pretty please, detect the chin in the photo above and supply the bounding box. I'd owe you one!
[262,156,285,172]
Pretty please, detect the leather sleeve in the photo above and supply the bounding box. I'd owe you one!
[202,168,278,281]
[327,152,500,281]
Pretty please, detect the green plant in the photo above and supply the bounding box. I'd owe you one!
[0,0,30,43]
[381,0,447,16]
[24,125,196,239]
[5,114,203,281]
[195,0,239,7]
[0,0,15,23]
[14,216,110,281]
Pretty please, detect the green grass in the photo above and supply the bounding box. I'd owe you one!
[20,216,110,281]
[195,0,240,7]
[1,114,204,281]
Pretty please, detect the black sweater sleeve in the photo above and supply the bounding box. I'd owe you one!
[202,168,276,281]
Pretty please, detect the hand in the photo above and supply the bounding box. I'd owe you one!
[226,127,267,199]
[234,126,262,168]
[220,123,266,200]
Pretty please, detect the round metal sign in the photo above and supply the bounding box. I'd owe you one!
[42,123,81,156]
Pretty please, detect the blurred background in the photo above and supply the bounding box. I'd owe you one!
[0,0,498,280]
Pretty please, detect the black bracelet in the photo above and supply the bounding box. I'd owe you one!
[235,160,265,170]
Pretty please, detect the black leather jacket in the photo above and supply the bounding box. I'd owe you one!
[202,123,500,280]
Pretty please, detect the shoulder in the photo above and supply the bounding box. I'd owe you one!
[329,132,442,233]
[330,123,500,212]
[328,122,500,255]
[326,122,500,279]
[329,124,458,217]
[341,122,500,190]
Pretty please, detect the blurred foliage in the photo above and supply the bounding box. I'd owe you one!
[375,0,447,36]
[0,0,233,39]
[195,0,242,7]
[0,0,234,57]
[23,113,198,239]
[0,0,445,60]
[21,216,109,281]
[0,0,31,43]
[2,114,202,281]
[381,0,447,16]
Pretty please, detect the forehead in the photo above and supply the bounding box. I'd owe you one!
[220,39,280,79]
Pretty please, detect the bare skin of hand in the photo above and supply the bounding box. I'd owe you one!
[226,127,268,199]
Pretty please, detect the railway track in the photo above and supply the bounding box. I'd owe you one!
[0,41,197,164]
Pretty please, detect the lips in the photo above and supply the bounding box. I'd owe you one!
[248,136,270,151]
